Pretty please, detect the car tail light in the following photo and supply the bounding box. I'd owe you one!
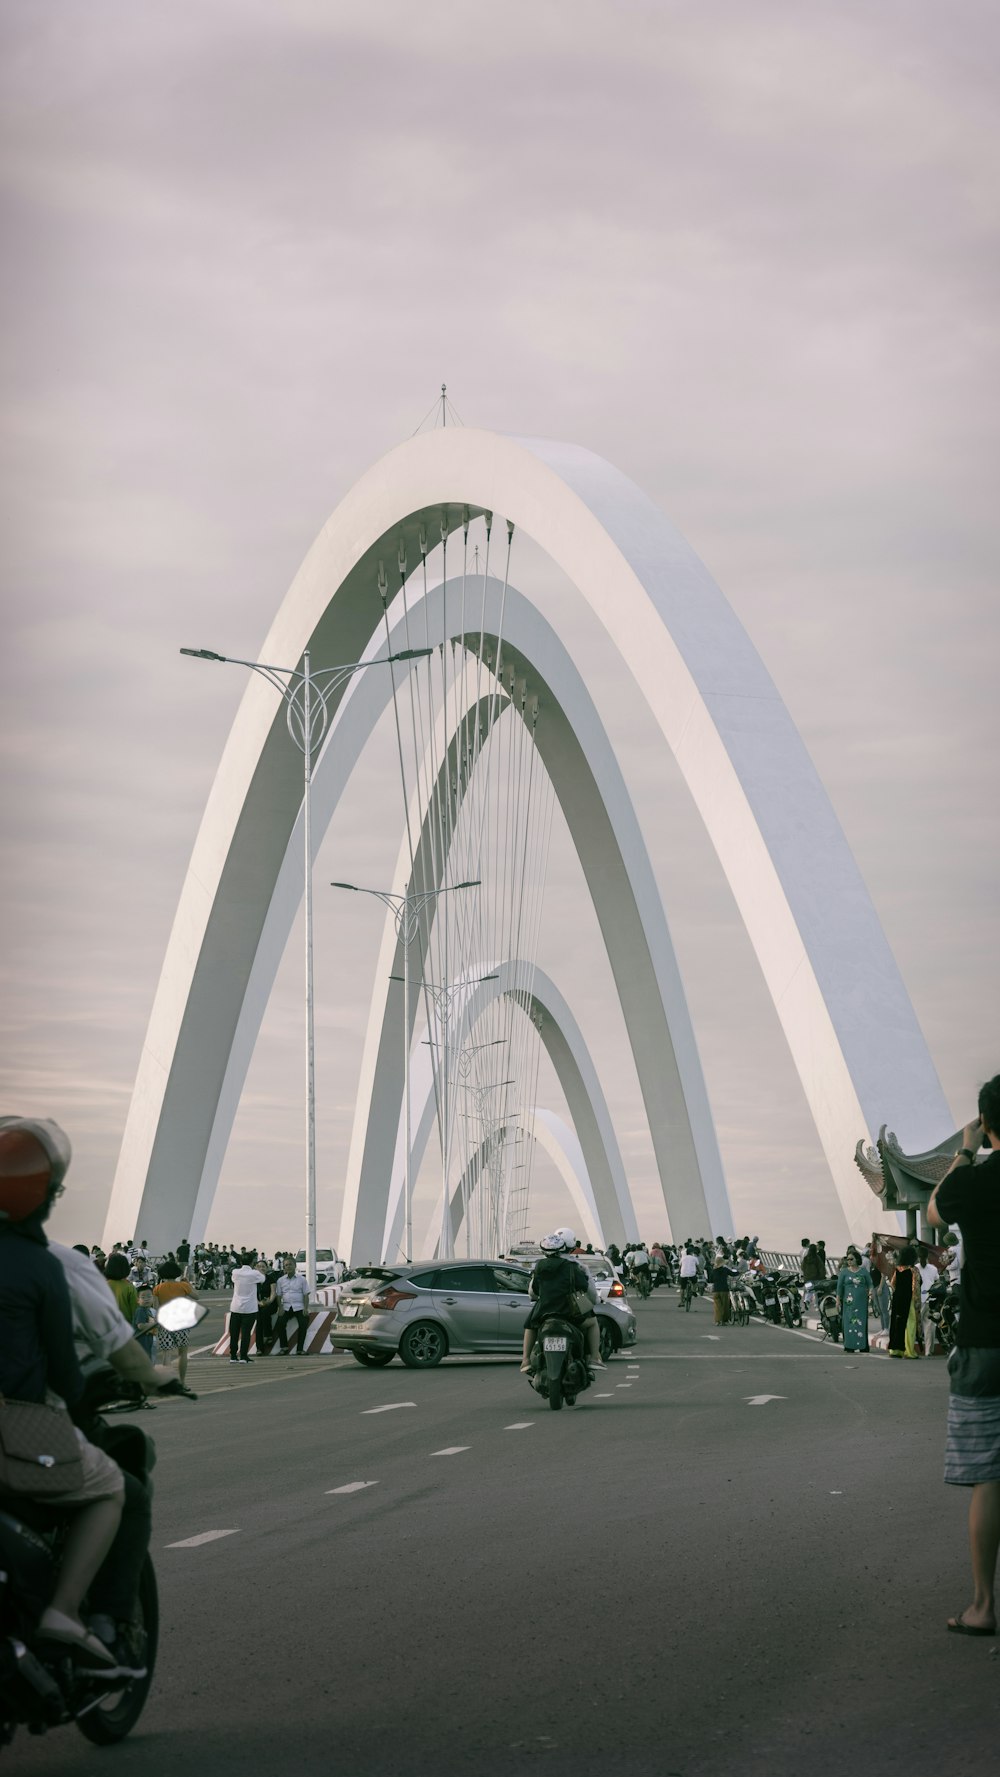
[369,1287,417,1310]
[608,1280,625,1298]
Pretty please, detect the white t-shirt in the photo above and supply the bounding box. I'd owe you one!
[679,1253,698,1277]
[918,1261,939,1296]
[229,1266,265,1314]
[275,1273,309,1312]
[50,1242,134,1362]
[627,1249,650,1268]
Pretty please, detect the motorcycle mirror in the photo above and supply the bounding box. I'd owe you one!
[155,1298,209,1333]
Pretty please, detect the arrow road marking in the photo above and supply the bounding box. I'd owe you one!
[167,1529,240,1548]
[361,1402,416,1415]
[745,1395,786,1406]
[326,1482,380,1494]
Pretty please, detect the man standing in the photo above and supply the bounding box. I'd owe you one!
[228,1252,264,1365]
[710,1252,736,1325]
[927,1075,1000,1637]
[274,1257,310,1356]
[176,1235,191,1279]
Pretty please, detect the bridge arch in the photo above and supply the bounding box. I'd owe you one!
[105,428,949,1253]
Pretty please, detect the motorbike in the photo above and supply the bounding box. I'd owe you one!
[817,1281,842,1343]
[748,1270,782,1323]
[775,1274,803,1328]
[924,1276,960,1353]
[0,1302,203,1754]
[527,1313,594,1411]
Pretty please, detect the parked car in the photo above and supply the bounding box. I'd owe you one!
[331,1258,637,1367]
[294,1247,344,1285]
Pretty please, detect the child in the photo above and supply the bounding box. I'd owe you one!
[133,1287,157,1362]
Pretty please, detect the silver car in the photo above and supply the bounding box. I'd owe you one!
[332,1259,637,1368]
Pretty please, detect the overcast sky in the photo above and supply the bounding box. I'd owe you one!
[2,0,997,1256]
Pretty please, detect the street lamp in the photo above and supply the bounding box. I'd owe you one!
[181,642,431,1289]
[331,879,480,1261]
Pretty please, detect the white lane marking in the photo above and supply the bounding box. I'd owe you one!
[167,1529,239,1548]
[593,1392,614,1397]
[616,1383,632,1389]
[745,1395,786,1406]
[505,1423,535,1431]
[361,1402,417,1415]
[431,1446,470,1456]
[830,1490,843,1495]
[703,1335,721,1342]
[326,1482,380,1494]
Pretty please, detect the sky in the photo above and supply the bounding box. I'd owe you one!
[2,0,997,1257]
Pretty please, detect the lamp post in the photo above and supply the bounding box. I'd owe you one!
[331,880,480,1261]
[181,643,431,1290]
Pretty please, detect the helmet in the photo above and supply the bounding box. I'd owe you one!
[539,1231,567,1252]
[0,1117,72,1224]
[554,1227,577,1250]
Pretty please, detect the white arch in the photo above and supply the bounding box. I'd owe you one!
[377,961,637,1263]
[105,428,949,1253]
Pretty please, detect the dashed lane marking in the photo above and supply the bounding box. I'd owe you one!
[431,1446,470,1456]
[615,1383,633,1389]
[361,1402,417,1415]
[505,1423,535,1431]
[167,1529,240,1548]
[593,1392,614,1398]
[745,1395,786,1406]
[326,1482,380,1494]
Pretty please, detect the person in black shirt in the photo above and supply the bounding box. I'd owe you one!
[928,1074,1000,1636]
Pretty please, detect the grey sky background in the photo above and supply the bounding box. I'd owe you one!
[2,0,997,1255]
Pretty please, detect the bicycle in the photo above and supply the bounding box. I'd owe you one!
[679,1276,695,1311]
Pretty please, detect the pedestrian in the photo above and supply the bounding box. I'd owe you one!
[836,1249,876,1352]
[255,1255,280,1354]
[176,1236,191,1279]
[887,1245,920,1358]
[228,1251,265,1364]
[132,1285,157,1362]
[274,1256,310,1355]
[928,1078,1000,1636]
[104,1251,138,1327]
[710,1254,735,1324]
[153,1259,196,1384]
[800,1242,824,1314]
[917,1245,941,1357]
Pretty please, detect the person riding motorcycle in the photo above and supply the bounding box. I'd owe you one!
[0,1118,123,1669]
[520,1231,606,1373]
[1,1116,174,1677]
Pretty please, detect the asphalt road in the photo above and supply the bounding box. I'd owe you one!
[13,1291,998,1777]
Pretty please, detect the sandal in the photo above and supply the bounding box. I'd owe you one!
[946,1614,997,1637]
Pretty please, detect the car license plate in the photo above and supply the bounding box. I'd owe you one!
[340,1302,359,1318]
[543,1336,567,1352]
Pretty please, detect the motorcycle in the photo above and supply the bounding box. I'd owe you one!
[817,1281,842,1343]
[924,1276,960,1353]
[776,1275,803,1328]
[748,1270,782,1323]
[527,1313,594,1411]
[0,1303,203,1753]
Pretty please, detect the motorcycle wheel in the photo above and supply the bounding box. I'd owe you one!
[564,1395,577,1407]
[76,1554,158,1745]
[548,1377,564,1410]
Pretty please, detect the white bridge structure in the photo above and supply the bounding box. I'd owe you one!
[105,429,950,1257]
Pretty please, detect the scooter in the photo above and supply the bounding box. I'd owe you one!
[818,1283,842,1343]
[924,1276,960,1353]
[0,1302,203,1753]
[527,1314,594,1411]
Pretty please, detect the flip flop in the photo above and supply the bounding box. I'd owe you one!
[946,1615,997,1637]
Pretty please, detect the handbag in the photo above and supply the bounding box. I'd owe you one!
[0,1398,85,1497]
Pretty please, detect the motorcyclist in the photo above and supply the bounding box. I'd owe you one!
[625,1243,651,1287]
[2,1116,175,1677]
[0,1117,122,1668]
[520,1231,606,1373]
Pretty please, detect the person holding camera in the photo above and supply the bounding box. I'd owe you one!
[927,1074,1000,1637]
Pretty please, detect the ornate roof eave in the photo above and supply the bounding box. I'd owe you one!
[854,1124,984,1211]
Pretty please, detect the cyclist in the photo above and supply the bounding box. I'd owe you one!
[678,1243,699,1308]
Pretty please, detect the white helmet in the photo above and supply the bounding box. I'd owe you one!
[540,1231,567,1252]
[555,1227,577,1250]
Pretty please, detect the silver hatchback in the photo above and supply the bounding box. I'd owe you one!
[331,1259,637,1368]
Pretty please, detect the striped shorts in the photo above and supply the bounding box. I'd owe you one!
[944,1347,1000,1487]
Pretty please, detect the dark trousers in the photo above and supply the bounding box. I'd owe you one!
[256,1304,276,1353]
[229,1310,257,1359]
[277,1307,308,1353]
